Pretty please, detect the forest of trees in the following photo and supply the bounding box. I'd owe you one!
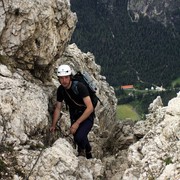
[70,0,180,88]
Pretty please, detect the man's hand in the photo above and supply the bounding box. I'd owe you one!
[70,121,80,134]
[50,126,56,133]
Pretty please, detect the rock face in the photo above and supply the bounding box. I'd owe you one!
[127,0,180,28]
[0,0,180,180]
[0,0,77,81]
[122,95,180,180]
[101,95,180,180]
[0,66,49,145]
[16,138,104,179]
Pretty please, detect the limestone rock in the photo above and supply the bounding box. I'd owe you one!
[0,69,50,145]
[0,0,77,81]
[123,93,180,180]
[16,138,104,180]
[127,0,180,28]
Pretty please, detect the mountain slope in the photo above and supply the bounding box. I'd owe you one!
[70,0,180,87]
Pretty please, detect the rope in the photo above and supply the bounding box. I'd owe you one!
[25,126,76,179]
[25,148,45,180]
[65,89,86,108]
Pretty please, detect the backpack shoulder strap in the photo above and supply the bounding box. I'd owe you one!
[61,87,69,110]
[71,81,79,95]
[64,88,85,108]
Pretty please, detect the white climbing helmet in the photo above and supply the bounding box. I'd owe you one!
[57,64,72,77]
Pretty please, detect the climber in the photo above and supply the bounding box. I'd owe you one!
[50,64,94,159]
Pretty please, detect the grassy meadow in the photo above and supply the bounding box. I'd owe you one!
[116,104,141,121]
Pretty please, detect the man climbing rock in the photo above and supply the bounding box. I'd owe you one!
[50,64,94,159]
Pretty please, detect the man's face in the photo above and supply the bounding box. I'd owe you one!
[59,75,71,89]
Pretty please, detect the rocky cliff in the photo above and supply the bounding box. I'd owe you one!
[0,0,180,180]
[127,0,180,29]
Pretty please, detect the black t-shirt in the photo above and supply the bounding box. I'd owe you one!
[57,81,89,112]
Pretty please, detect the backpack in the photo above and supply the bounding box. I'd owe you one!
[71,71,101,108]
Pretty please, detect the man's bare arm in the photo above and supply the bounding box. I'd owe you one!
[50,101,62,132]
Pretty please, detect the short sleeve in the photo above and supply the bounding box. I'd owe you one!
[57,85,64,102]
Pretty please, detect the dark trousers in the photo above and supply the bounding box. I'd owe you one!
[73,116,93,153]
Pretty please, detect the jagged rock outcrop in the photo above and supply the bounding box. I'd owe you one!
[99,94,180,180]
[0,0,77,81]
[15,138,104,180]
[122,94,180,180]
[127,0,180,28]
[0,65,49,145]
